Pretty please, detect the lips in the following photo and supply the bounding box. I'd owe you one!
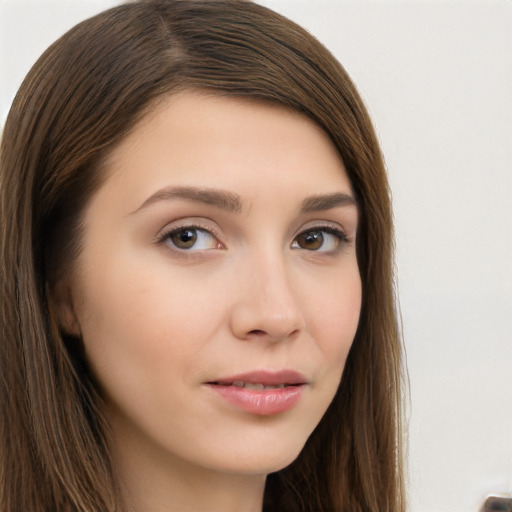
[209,369,307,387]
[206,370,307,416]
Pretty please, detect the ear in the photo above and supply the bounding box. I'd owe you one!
[49,279,81,338]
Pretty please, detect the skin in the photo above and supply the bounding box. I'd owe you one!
[57,92,362,512]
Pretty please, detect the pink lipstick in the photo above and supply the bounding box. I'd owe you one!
[206,370,307,416]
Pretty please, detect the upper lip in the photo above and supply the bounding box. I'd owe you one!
[208,370,308,386]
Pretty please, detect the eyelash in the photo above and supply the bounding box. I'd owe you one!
[291,226,348,253]
[157,223,222,253]
[157,223,349,255]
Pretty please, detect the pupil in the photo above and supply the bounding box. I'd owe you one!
[173,229,197,248]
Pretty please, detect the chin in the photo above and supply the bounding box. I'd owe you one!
[196,426,310,477]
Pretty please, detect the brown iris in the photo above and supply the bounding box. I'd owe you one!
[295,230,324,250]
[170,228,198,249]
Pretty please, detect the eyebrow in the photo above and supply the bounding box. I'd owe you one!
[131,186,356,215]
[300,192,357,213]
[132,186,243,214]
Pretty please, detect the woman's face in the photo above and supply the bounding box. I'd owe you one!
[63,92,361,478]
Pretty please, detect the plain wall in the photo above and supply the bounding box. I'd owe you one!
[1,1,511,511]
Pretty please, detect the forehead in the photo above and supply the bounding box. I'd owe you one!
[96,91,352,212]
[107,91,339,161]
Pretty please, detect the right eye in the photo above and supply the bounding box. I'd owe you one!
[161,226,220,251]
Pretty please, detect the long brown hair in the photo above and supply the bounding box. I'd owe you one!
[0,1,405,510]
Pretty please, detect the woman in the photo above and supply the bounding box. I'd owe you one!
[0,1,405,511]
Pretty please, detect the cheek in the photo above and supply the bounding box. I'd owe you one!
[73,254,221,402]
[306,269,362,364]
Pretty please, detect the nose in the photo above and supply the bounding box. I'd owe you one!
[229,253,305,343]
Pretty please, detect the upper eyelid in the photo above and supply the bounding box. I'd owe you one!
[156,219,222,242]
[294,221,349,238]
[292,226,349,246]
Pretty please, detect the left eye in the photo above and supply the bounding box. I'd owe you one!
[163,227,219,251]
[291,228,345,252]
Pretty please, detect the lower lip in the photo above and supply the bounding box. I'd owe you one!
[206,384,305,416]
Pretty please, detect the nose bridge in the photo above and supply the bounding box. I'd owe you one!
[230,244,304,342]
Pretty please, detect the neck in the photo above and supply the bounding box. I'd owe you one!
[119,462,265,512]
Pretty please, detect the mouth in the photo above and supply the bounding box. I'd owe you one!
[205,370,307,416]
[207,369,308,389]
[210,381,301,390]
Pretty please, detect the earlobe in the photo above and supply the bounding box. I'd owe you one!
[49,280,81,338]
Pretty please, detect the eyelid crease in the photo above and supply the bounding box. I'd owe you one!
[294,220,351,240]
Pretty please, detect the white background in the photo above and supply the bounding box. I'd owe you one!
[1,1,511,511]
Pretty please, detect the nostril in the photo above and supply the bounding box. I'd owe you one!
[246,328,300,342]
[248,329,266,336]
